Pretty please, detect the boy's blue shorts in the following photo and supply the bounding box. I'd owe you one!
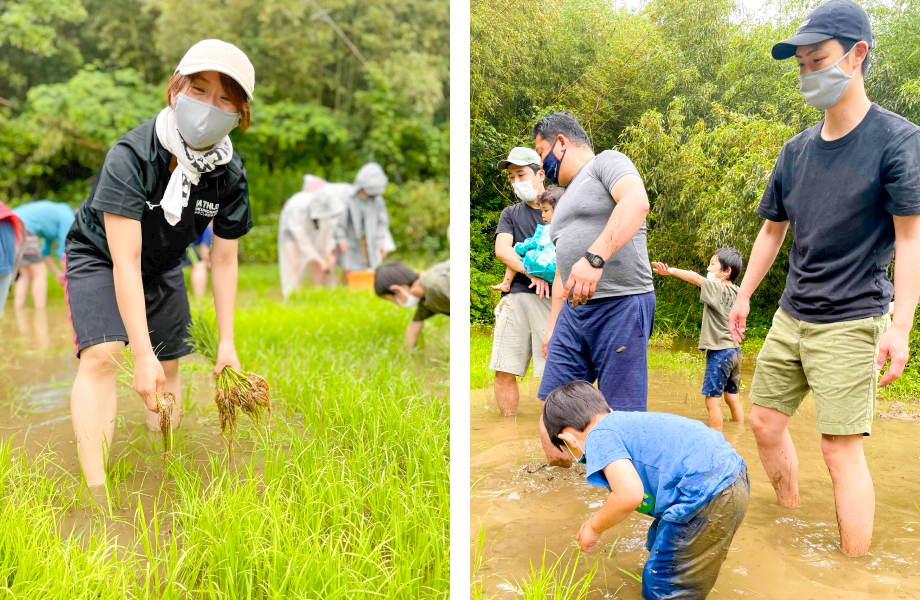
[643,466,749,600]
[701,347,742,397]
[538,292,654,410]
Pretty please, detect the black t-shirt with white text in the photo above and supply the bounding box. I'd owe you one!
[66,117,252,275]
[495,201,544,295]
[758,104,920,323]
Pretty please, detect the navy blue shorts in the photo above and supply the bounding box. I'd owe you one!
[538,292,655,410]
[702,348,742,397]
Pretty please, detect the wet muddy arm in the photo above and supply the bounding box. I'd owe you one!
[590,459,645,533]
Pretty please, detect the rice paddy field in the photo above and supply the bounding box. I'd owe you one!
[0,264,449,599]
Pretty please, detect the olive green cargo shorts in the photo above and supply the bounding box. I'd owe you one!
[750,307,890,435]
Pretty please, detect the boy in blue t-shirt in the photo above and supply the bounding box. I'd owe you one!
[491,186,562,291]
[543,381,749,599]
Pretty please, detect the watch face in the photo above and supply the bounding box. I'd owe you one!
[589,255,602,268]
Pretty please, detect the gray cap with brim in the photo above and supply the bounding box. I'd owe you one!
[497,147,542,170]
[772,31,835,60]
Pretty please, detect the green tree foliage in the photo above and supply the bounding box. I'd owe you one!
[2,0,449,263]
[470,0,919,325]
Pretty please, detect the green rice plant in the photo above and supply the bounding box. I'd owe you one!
[471,326,494,389]
[648,349,706,381]
[1,266,449,598]
[508,547,599,600]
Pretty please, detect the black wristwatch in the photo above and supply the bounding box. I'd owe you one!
[584,252,605,269]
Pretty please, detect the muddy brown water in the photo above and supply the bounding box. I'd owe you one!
[471,349,920,599]
[0,305,261,556]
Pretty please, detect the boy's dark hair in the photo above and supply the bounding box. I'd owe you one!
[543,381,612,450]
[525,163,542,175]
[537,185,564,209]
[374,262,419,297]
[531,111,592,149]
[837,37,870,76]
[713,247,743,282]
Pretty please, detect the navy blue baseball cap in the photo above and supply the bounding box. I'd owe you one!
[772,0,875,60]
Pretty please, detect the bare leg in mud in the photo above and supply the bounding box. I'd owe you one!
[494,371,519,416]
[705,396,724,429]
[750,404,801,507]
[144,358,182,432]
[822,433,874,557]
[725,392,744,423]
[71,341,125,488]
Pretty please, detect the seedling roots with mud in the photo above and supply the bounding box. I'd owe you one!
[188,313,272,460]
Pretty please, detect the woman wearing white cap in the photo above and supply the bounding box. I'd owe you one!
[277,174,346,297]
[63,39,256,489]
[335,162,397,280]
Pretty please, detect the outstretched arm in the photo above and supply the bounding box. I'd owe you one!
[651,262,703,287]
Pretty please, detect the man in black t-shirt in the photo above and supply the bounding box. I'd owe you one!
[489,147,552,417]
[728,0,920,558]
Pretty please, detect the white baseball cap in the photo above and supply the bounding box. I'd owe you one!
[176,39,255,101]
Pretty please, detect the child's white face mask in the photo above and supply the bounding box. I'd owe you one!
[706,271,725,282]
[396,294,420,309]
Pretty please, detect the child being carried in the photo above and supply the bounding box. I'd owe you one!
[491,186,562,292]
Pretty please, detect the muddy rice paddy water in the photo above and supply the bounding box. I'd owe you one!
[471,347,920,599]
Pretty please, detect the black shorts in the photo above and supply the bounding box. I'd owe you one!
[64,251,192,360]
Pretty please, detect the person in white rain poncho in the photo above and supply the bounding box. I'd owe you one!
[335,162,396,277]
[278,174,344,297]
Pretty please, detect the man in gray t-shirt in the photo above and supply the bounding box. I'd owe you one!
[533,111,656,465]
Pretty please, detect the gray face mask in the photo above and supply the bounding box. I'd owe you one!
[173,93,240,149]
[798,49,857,111]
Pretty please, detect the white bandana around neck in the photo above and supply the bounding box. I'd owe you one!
[154,106,234,226]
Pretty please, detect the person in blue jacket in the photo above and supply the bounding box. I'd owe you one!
[12,200,75,309]
[491,186,561,292]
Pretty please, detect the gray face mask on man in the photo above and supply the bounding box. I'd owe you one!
[173,93,240,149]
[798,49,857,110]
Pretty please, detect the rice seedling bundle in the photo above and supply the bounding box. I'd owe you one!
[187,313,272,459]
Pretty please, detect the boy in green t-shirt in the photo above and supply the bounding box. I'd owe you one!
[374,260,450,349]
[652,248,744,429]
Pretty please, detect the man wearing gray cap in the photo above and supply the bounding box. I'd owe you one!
[728,0,920,556]
[489,147,552,422]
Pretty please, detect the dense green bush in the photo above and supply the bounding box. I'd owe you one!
[2,0,449,264]
[470,0,920,327]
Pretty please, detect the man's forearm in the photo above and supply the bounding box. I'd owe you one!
[738,220,789,299]
[547,273,564,332]
[892,215,920,331]
[587,195,648,261]
[112,259,154,356]
[495,245,527,275]
[211,243,238,344]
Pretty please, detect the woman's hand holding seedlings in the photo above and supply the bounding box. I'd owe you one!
[214,339,242,379]
[576,516,602,553]
[651,262,673,276]
[134,352,165,412]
